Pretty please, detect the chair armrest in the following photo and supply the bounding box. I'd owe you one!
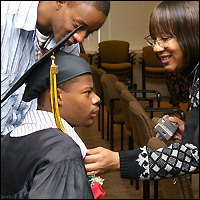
[123,81,137,90]
[129,51,137,64]
[129,51,137,58]
[110,98,120,107]
[129,89,161,107]
[110,98,120,102]
[129,89,160,95]
[110,98,120,113]
[144,107,185,120]
[94,53,100,67]
[136,97,154,107]
[88,54,95,65]
[138,56,143,64]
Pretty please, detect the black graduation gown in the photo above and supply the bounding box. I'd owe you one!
[1,128,94,199]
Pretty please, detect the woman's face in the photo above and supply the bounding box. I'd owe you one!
[152,37,184,72]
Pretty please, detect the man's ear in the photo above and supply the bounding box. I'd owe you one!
[55,1,66,10]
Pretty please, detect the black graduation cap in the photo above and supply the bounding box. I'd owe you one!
[1,24,92,103]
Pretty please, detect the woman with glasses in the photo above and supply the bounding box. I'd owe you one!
[145,8,191,110]
[145,35,191,109]
[84,1,199,182]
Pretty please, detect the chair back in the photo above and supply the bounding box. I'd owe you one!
[97,68,107,77]
[100,74,122,114]
[79,42,90,63]
[98,40,134,83]
[141,46,165,89]
[115,81,129,92]
[118,90,139,148]
[99,40,129,63]
[142,46,164,68]
[127,94,154,147]
[79,42,86,54]
[114,82,131,131]
[91,66,106,99]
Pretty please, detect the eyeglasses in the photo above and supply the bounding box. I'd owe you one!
[144,35,176,48]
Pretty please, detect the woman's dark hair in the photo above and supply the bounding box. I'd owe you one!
[149,1,199,68]
[67,1,110,16]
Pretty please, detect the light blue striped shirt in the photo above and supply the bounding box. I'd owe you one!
[1,1,80,136]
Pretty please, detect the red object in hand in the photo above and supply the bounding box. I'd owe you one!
[91,182,106,199]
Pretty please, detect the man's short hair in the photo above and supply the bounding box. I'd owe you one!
[67,1,110,16]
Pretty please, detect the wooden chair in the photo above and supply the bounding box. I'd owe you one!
[127,96,186,199]
[100,73,124,150]
[139,46,165,93]
[91,66,106,139]
[97,40,136,84]
[79,42,90,63]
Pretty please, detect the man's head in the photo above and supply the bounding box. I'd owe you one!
[37,1,110,44]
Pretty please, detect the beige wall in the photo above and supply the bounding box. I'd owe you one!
[83,1,170,96]
[83,1,160,52]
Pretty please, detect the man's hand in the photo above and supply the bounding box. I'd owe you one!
[168,116,185,142]
[85,147,120,176]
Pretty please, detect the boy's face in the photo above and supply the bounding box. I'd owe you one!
[59,74,100,127]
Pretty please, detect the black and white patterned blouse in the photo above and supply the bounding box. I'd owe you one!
[119,63,199,180]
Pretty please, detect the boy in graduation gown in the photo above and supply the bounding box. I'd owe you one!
[1,43,100,198]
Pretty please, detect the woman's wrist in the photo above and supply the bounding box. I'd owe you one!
[113,151,120,170]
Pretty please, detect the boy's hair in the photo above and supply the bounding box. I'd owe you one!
[149,1,199,68]
[38,74,86,107]
[57,76,81,92]
[67,1,110,16]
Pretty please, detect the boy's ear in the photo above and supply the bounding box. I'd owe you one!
[57,88,64,105]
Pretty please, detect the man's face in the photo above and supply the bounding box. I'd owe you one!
[52,3,107,44]
[60,74,100,127]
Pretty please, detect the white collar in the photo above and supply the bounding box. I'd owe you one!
[11,110,87,157]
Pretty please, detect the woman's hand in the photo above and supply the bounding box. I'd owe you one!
[85,147,120,176]
[168,116,185,142]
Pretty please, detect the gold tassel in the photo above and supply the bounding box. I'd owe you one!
[50,55,68,134]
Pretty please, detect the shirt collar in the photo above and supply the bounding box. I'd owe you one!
[11,110,87,157]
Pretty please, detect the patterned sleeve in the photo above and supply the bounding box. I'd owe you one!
[119,142,199,180]
[120,70,199,180]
